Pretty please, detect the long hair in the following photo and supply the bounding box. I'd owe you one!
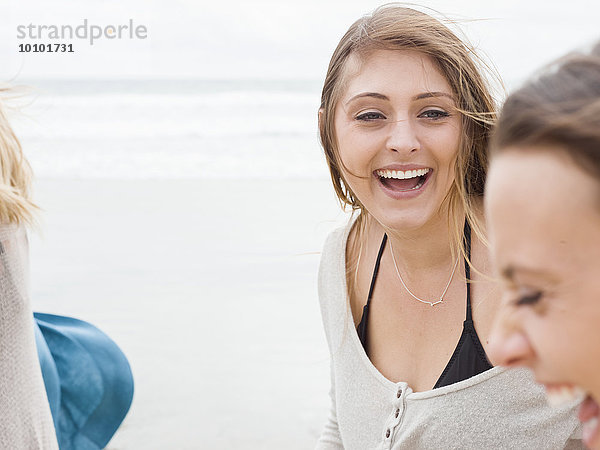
[318,4,499,295]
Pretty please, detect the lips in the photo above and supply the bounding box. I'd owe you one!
[374,167,432,195]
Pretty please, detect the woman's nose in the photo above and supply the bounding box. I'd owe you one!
[487,316,534,368]
[385,119,420,154]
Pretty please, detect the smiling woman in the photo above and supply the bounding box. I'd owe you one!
[333,49,462,230]
[315,4,584,449]
[485,43,600,449]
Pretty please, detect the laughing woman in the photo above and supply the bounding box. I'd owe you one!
[485,44,600,448]
[316,5,583,449]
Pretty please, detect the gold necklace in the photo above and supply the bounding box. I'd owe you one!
[388,239,459,307]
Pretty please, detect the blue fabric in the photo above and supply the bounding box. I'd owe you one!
[34,313,134,450]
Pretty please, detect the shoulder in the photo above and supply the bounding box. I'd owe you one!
[496,368,582,442]
[0,222,25,242]
[320,224,350,266]
[414,368,581,448]
[318,217,356,289]
[318,218,355,341]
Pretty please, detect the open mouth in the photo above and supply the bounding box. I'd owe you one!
[375,168,431,192]
[544,384,599,447]
[544,384,585,407]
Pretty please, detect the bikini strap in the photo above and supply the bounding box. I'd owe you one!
[463,219,473,321]
[366,233,388,306]
[368,226,470,317]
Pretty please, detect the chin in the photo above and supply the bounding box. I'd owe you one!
[375,213,425,232]
[374,207,439,233]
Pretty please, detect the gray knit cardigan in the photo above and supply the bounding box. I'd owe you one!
[316,221,583,450]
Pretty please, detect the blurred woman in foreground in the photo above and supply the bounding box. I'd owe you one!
[485,44,600,448]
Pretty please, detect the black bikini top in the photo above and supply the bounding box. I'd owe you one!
[356,221,493,389]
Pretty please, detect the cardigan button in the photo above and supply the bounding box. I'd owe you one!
[397,389,402,398]
[395,409,400,418]
[386,429,390,438]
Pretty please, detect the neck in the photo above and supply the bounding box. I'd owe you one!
[370,209,463,273]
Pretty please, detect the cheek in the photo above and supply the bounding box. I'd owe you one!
[423,128,460,174]
[527,319,560,356]
[566,287,600,365]
[336,129,378,177]
[528,309,588,372]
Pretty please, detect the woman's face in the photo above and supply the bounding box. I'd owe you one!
[333,49,461,231]
[485,148,600,445]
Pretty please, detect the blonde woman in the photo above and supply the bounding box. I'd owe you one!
[0,87,57,447]
[316,5,583,448]
[0,88,133,449]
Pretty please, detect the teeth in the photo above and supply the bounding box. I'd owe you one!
[376,168,430,179]
[544,385,586,407]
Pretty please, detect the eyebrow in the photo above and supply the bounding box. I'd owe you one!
[501,265,558,283]
[344,92,389,106]
[414,91,455,101]
[344,91,455,107]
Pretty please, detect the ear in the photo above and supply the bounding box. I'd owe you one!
[318,107,324,128]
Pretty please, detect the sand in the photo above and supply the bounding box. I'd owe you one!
[28,177,350,449]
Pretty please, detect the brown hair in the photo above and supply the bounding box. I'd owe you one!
[318,4,499,292]
[491,43,600,183]
[0,86,38,225]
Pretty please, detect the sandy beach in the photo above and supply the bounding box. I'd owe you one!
[28,177,349,449]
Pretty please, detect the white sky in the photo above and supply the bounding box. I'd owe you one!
[2,0,599,84]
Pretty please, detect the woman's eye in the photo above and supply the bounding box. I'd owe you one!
[355,111,386,121]
[515,291,543,306]
[419,110,450,120]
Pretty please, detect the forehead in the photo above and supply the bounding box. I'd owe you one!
[485,148,600,274]
[340,49,452,100]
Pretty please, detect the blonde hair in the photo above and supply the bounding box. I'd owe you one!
[318,4,499,294]
[0,86,39,225]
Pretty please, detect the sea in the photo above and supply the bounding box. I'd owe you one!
[9,78,328,180]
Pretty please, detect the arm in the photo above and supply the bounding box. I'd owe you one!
[0,227,58,449]
[316,227,348,449]
[315,360,343,449]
